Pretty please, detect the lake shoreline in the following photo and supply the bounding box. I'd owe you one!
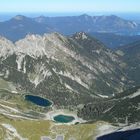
[45,109,87,125]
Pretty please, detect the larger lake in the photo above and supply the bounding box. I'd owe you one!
[25,95,52,107]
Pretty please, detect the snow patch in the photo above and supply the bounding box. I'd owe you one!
[128,89,140,98]
[4,70,9,79]
[16,54,25,71]
[123,89,140,99]
[98,94,109,98]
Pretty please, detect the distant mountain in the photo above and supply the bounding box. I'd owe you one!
[34,14,139,34]
[0,14,139,42]
[0,15,50,41]
[90,32,140,49]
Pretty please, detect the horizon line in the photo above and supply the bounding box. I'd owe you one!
[1,11,140,14]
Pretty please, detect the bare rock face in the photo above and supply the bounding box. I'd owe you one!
[0,36,15,59]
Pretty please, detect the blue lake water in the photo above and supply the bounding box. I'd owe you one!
[25,95,52,107]
[53,115,75,123]
[97,128,140,140]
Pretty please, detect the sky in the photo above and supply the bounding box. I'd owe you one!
[0,0,140,13]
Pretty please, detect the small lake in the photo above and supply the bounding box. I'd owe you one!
[53,115,75,123]
[97,128,140,140]
[25,95,52,107]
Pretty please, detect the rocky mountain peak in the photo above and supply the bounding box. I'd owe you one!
[12,15,27,21]
[34,15,47,23]
[25,34,42,40]
[80,14,91,18]
[0,37,15,58]
[74,32,89,40]
[14,32,69,59]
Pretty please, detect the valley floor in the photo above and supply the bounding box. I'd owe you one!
[0,114,118,140]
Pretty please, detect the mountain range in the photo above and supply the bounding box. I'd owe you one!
[0,15,140,139]
[0,14,140,45]
[0,32,129,104]
[0,32,139,123]
[91,32,140,49]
